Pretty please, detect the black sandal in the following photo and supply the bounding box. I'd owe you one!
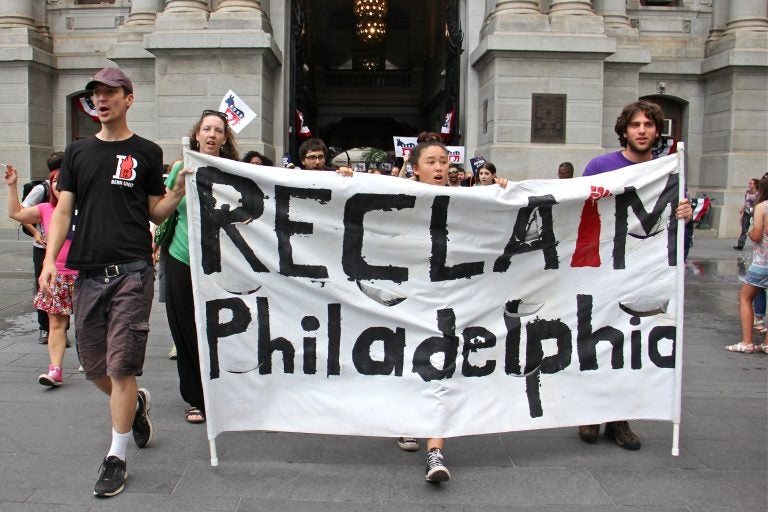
[185,407,206,424]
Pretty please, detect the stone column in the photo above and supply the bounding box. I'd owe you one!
[215,0,262,12]
[146,0,279,160]
[0,0,54,195]
[110,0,161,58]
[548,0,595,16]
[0,0,36,28]
[706,0,729,43]
[473,0,614,179]
[594,0,632,33]
[126,0,161,27]
[156,0,210,30]
[725,0,768,33]
[492,0,542,15]
[548,0,602,33]
[483,0,547,34]
[163,0,210,13]
[33,0,49,36]
[209,0,268,29]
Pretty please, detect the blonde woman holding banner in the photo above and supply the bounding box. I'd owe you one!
[164,110,239,425]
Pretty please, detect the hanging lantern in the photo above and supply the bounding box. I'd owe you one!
[354,0,388,19]
[356,18,387,43]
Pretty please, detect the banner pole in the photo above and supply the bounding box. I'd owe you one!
[181,137,220,466]
[209,439,219,467]
[671,142,686,456]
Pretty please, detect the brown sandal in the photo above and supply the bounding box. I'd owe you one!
[185,407,206,424]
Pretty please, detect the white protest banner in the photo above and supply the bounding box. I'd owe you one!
[393,136,465,164]
[219,90,257,134]
[185,150,685,456]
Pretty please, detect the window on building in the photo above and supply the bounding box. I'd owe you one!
[70,93,101,142]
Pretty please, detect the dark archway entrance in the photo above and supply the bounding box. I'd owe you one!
[288,0,462,161]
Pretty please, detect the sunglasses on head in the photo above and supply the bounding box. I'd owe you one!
[202,110,228,123]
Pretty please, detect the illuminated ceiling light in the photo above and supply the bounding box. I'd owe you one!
[354,0,388,19]
[360,57,381,71]
[356,18,386,43]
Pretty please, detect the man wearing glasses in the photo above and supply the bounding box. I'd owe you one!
[298,137,355,176]
[299,138,330,170]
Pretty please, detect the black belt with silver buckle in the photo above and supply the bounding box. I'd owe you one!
[86,260,148,279]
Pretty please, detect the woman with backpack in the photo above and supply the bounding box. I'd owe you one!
[6,163,77,386]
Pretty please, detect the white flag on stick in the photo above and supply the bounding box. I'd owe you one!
[219,90,257,134]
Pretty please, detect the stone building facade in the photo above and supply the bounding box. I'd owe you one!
[0,0,765,236]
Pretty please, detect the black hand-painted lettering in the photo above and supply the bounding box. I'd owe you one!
[412,308,459,381]
[275,185,331,278]
[613,173,679,269]
[576,294,624,370]
[504,300,523,375]
[206,297,252,379]
[352,327,406,375]
[256,296,295,374]
[302,316,320,375]
[429,196,484,281]
[523,318,572,418]
[461,326,496,377]
[494,195,559,272]
[631,329,642,369]
[196,166,267,274]
[342,193,415,283]
[327,303,342,376]
[648,325,676,368]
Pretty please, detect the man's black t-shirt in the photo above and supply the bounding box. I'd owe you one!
[58,134,165,270]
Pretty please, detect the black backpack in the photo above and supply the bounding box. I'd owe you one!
[20,180,50,237]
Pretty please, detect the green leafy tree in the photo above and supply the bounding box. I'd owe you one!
[361,147,388,166]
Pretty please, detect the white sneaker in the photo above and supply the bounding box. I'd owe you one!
[397,437,419,451]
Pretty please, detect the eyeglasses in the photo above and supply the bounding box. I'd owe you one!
[202,110,228,123]
[304,154,325,161]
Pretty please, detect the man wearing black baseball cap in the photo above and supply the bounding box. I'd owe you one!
[40,66,187,498]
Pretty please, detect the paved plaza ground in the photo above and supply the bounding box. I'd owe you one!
[0,228,765,511]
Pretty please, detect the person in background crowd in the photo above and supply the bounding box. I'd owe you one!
[734,178,759,250]
[456,166,466,183]
[154,163,177,360]
[21,152,64,344]
[476,161,497,186]
[6,165,77,387]
[242,150,274,167]
[558,161,574,179]
[164,110,239,427]
[579,99,692,451]
[298,138,329,170]
[727,173,768,354]
[391,157,404,177]
[39,67,186,498]
[297,138,354,176]
[447,165,461,187]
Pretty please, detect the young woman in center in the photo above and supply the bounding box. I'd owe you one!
[397,140,507,482]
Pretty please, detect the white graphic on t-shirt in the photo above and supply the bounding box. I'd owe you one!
[112,154,138,187]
